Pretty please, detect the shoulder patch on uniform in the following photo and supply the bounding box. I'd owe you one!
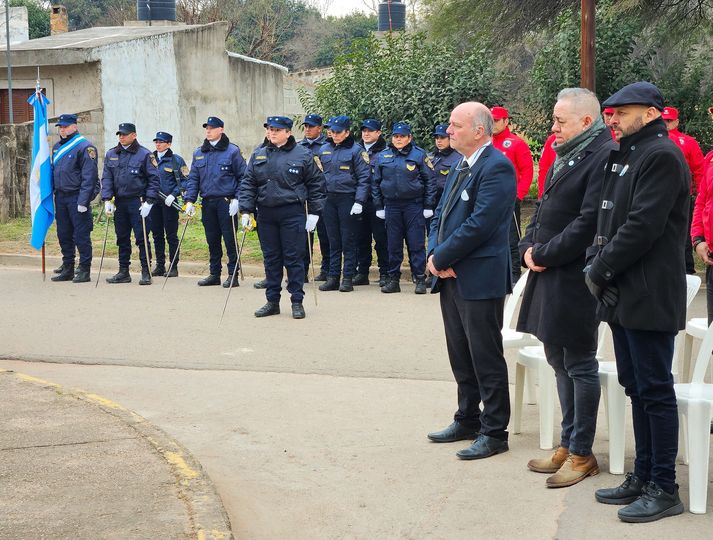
[313,155,324,172]
[150,155,158,168]
[361,151,370,164]
[87,147,97,160]
[424,156,434,170]
[180,165,189,176]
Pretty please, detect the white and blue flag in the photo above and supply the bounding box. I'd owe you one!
[28,90,53,250]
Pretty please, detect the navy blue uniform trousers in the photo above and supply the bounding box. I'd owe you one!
[354,200,388,276]
[258,203,306,303]
[201,197,238,277]
[114,197,151,269]
[385,199,426,277]
[323,193,357,279]
[150,203,180,267]
[55,192,93,267]
[304,218,330,275]
[610,323,678,492]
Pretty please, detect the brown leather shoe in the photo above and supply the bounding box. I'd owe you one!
[527,446,569,473]
[546,453,599,488]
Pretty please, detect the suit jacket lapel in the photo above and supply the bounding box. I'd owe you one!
[442,146,490,220]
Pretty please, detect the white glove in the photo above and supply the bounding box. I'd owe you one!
[229,198,240,217]
[350,202,363,215]
[241,213,253,230]
[423,209,434,219]
[104,201,116,215]
[185,202,196,217]
[164,194,175,207]
[305,214,319,232]
[77,205,88,213]
[140,201,153,218]
[376,209,385,220]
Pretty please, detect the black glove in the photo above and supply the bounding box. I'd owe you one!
[601,285,619,307]
[584,268,603,299]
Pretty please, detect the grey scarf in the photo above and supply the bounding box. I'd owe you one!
[551,115,607,178]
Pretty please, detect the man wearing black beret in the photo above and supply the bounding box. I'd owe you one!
[586,81,689,522]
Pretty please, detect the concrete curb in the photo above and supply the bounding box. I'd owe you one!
[2,369,233,540]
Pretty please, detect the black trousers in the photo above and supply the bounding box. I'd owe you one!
[55,192,93,268]
[509,199,522,283]
[201,197,238,277]
[353,200,388,276]
[439,279,510,440]
[149,202,179,268]
[114,197,152,269]
[304,216,330,275]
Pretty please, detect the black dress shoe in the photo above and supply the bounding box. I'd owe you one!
[427,421,479,443]
[198,274,221,286]
[255,302,280,318]
[352,273,369,286]
[291,302,305,319]
[314,271,328,282]
[151,265,166,277]
[254,279,268,289]
[617,482,684,523]
[319,276,340,291]
[223,276,240,288]
[595,472,645,505]
[456,434,509,460]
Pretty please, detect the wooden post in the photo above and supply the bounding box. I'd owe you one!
[41,243,46,280]
[581,0,596,91]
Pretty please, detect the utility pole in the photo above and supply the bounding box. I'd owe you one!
[581,0,596,92]
[4,0,13,123]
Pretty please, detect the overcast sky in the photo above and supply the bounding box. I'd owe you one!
[324,1,370,17]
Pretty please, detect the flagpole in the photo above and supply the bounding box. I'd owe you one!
[4,0,13,123]
[42,243,45,280]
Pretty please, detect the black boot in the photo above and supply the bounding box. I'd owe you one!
[198,274,221,286]
[165,266,178,278]
[151,264,166,277]
[255,302,280,318]
[223,276,240,288]
[291,302,305,319]
[415,275,427,294]
[339,277,354,292]
[72,265,91,283]
[595,473,645,505]
[314,271,328,282]
[139,267,152,285]
[51,264,75,282]
[617,482,684,523]
[106,267,131,284]
[53,263,69,274]
[381,276,401,293]
[352,273,369,286]
[379,273,389,287]
[254,278,268,289]
[319,276,340,291]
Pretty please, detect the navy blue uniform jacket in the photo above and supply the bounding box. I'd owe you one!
[51,132,99,207]
[428,144,516,300]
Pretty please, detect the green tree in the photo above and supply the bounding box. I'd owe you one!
[10,0,50,40]
[309,32,502,147]
[312,13,378,67]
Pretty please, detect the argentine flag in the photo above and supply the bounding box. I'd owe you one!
[28,90,54,250]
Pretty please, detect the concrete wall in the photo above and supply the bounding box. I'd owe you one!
[0,123,32,222]
[0,7,29,45]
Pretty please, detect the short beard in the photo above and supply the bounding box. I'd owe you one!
[617,116,645,139]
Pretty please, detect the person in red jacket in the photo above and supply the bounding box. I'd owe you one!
[663,106,705,273]
[491,106,534,282]
[602,107,617,139]
[537,133,556,198]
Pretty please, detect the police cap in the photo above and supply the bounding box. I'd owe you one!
[661,107,679,120]
[202,116,224,128]
[432,124,449,137]
[325,115,351,132]
[602,81,665,111]
[116,123,136,135]
[55,114,78,127]
[264,116,293,129]
[153,131,173,143]
[360,118,382,131]
[391,122,412,136]
[302,114,323,127]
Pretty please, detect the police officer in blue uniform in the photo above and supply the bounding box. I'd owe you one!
[150,131,188,277]
[240,116,326,319]
[354,118,389,287]
[317,115,371,292]
[101,123,160,285]
[430,123,461,206]
[184,116,247,288]
[50,114,99,283]
[373,122,437,294]
[299,113,330,281]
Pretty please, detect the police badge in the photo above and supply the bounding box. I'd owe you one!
[361,151,370,164]
[87,147,97,160]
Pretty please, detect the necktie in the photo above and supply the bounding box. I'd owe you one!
[438,161,471,243]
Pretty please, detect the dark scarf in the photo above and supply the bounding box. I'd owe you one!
[113,139,141,153]
[552,116,606,177]
[201,133,231,152]
[266,135,297,151]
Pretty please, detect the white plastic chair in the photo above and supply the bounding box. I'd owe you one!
[503,269,540,404]
[599,274,701,474]
[674,318,713,514]
[678,317,708,384]
[513,322,608,450]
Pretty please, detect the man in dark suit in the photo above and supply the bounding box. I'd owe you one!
[426,102,516,460]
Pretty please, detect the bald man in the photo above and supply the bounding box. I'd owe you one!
[426,102,516,460]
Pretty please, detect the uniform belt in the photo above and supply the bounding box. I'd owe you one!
[56,189,79,196]
[201,195,233,201]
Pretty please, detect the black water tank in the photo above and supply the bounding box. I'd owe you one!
[137,0,176,21]
[378,1,406,31]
